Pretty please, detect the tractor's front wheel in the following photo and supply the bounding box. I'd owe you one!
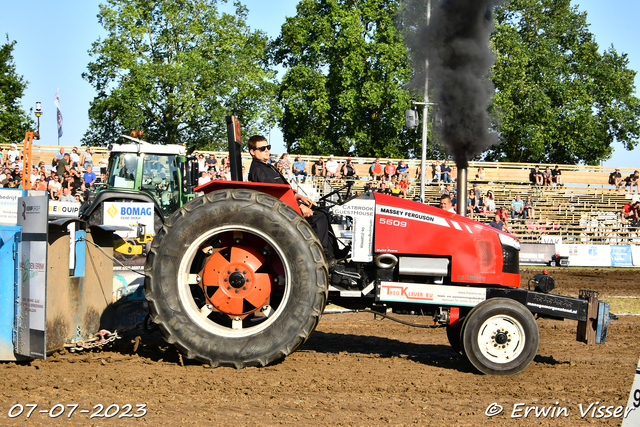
[145,189,328,368]
[461,298,539,376]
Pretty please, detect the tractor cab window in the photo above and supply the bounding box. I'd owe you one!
[142,154,180,218]
[108,152,138,189]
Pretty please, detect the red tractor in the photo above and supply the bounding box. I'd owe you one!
[144,119,609,376]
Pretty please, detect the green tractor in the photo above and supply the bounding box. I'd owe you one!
[80,134,197,235]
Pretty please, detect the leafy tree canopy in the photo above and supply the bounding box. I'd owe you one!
[488,0,640,165]
[83,0,279,149]
[273,0,420,158]
[0,35,35,145]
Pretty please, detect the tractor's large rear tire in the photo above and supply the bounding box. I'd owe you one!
[145,189,328,368]
[461,298,539,376]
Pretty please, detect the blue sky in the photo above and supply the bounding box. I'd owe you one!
[1,0,639,168]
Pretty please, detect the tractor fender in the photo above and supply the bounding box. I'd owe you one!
[195,180,302,215]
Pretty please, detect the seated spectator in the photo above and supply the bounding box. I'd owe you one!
[524,195,535,219]
[530,165,543,185]
[312,157,326,176]
[475,167,485,180]
[205,153,217,171]
[384,161,396,180]
[340,157,358,179]
[609,168,622,189]
[439,194,456,213]
[440,160,452,183]
[197,171,211,187]
[390,182,403,197]
[7,143,20,163]
[325,155,341,179]
[510,194,526,219]
[398,175,410,198]
[83,165,97,187]
[625,170,640,192]
[441,183,452,196]
[48,174,61,199]
[277,153,293,180]
[551,165,563,186]
[542,166,553,187]
[376,181,391,195]
[396,159,409,178]
[415,164,421,181]
[69,147,81,168]
[621,202,637,222]
[369,158,383,180]
[80,147,93,170]
[490,212,508,232]
[450,165,457,182]
[432,162,441,183]
[467,189,478,217]
[34,178,47,192]
[59,186,76,202]
[292,155,308,182]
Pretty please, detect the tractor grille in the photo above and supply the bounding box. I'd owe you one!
[501,244,519,274]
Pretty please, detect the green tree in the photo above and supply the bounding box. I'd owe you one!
[487,0,640,164]
[0,36,35,145]
[83,0,279,149]
[273,0,419,157]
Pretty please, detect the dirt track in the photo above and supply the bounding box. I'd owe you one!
[0,268,639,426]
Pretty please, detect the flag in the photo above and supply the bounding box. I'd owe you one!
[54,89,63,138]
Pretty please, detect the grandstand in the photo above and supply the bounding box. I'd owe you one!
[4,143,639,244]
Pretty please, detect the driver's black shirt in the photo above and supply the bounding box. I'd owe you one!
[248,159,287,185]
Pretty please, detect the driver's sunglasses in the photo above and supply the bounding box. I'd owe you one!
[254,145,271,152]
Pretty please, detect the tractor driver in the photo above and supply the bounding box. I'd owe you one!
[247,135,337,265]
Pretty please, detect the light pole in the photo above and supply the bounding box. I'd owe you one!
[35,102,42,139]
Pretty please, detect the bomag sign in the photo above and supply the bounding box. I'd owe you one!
[103,202,155,238]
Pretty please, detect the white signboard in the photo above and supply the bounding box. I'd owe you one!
[332,198,375,262]
[16,195,48,359]
[0,189,22,225]
[103,202,155,238]
[379,282,486,307]
[48,201,80,219]
[557,244,611,267]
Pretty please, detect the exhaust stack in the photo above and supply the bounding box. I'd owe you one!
[456,165,467,217]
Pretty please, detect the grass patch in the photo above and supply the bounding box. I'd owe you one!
[601,298,640,315]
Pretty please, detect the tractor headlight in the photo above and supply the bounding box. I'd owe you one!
[498,234,520,274]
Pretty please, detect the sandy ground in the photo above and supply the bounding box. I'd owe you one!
[0,268,638,426]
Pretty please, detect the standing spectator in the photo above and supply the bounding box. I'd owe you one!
[56,153,71,176]
[396,159,409,178]
[197,153,206,172]
[277,153,293,180]
[542,166,553,187]
[625,170,640,192]
[325,155,341,178]
[551,165,563,186]
[69,147,81,168]
[98,153,109,175]
[510,194,526,219]
[530,165,543,185]
[475,167,486,180]
[524,195,535,219]
[292,155,308,182]
[609,168,622,189]
[369,158,383,180]
[80,147,94,169]
[440,160,452,183]
[384,161,396,180]
[83,165,97,187]
[340,157,358,179]
[7,143,20,163]
[312,157,326,176]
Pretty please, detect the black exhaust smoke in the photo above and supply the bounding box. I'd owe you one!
[423,0,504,170]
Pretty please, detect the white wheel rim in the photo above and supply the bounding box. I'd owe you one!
[177,225,291,338]
[476,314,526,363]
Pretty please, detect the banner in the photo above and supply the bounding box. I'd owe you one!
[54,89,63,138]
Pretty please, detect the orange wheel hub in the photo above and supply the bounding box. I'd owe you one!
[200,246,272,317]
